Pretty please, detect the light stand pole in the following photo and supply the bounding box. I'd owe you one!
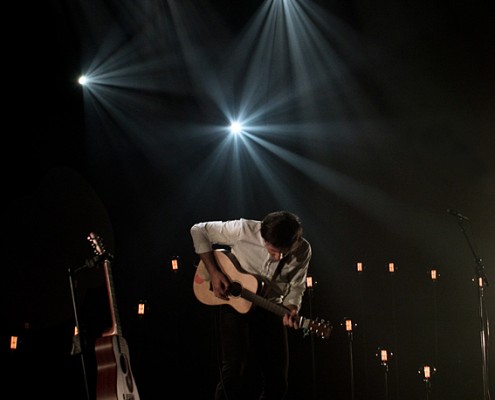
[418,364,436,400]
[356,262,370,395]
[428,269,440,366]
[344,318,356,400]
[449,210,491,400]
[377,347,392,400]
[387,262,400,399]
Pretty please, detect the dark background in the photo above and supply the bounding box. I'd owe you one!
[2,1,494,399]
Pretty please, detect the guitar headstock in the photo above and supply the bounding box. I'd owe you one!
[301,317,332,340]
[88,232,105,255]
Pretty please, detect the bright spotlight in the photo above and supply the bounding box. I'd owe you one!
[78,75,88,85]
[229,121,243,135]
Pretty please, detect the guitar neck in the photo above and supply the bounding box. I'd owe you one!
[102,259,122,336]
[240,287,289,318]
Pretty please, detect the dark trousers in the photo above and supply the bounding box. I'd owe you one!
[214,305,289,400]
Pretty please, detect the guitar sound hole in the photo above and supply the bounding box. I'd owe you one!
[120,354,129,374]
[120,354,134,391]
[229,281,242,297]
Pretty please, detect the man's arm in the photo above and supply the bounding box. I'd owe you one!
[197,251,231,300]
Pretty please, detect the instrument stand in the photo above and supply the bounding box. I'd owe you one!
[454,215,491,400]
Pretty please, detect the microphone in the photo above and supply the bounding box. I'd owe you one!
[447,208,470,221]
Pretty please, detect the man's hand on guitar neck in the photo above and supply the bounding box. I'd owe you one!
[282,306,300,330]
[199,251,231,301]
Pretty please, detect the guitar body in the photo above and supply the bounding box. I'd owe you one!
[193,250,260,314]
[193,249,332,340]
[95,335,140,400]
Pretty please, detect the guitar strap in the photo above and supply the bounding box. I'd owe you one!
[261,255,291,297]
[272,255,290,281]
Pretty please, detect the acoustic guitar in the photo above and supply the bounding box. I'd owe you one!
[88,232,140,400]
[193,249,332,340]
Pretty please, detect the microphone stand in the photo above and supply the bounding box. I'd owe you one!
[68,253,108,400]
[453,214,491,400]
[307,285,317,400]
[68,265,90,400]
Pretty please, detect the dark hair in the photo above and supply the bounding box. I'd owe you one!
[260,211,303,250]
